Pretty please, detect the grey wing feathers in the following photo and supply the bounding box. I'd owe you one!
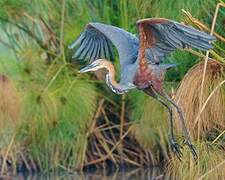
[69,25,114,62]
[145,20,216,64]
[69,23,139,67]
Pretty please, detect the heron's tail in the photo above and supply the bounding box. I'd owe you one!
[159,63,177,70]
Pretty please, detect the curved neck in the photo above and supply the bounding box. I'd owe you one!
[104,62,127,94]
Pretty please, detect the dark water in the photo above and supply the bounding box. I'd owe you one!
[0,168,168,180]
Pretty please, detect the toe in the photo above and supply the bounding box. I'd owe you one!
[185,141,198,160]
[170,141,183,160]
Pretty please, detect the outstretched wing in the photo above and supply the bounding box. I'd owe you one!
[69,23,139,68]
[137,18,216,64]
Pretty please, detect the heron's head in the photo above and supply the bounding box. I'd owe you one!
[79,59,112,73]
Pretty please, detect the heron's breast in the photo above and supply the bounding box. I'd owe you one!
[133,61,152,89]
[133,63,164,93]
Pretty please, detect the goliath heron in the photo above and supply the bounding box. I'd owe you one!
[69,18,215,160]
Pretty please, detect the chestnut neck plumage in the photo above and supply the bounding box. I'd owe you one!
[103,62,128,94]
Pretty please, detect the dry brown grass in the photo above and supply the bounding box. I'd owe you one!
[174,60,225,138]
[0,75,21,174]
[84,99,162,169]
[0,75,20,123]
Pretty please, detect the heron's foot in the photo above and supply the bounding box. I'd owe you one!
[170,139,183,160]
[184,140,198,161]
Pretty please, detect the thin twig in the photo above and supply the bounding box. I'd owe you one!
[87,99,104,136]
[18,151,31,172]
[184,48,206,58]
[193,80,225,127]
[100,108,118,143]
[95,131,117,163]
[39,15,60,43]
[182,8,225,43]
[120,94,126,139]
[198,159,225,180]
[196,2,221,145]
[119,94,126,161]
[60,0,66,63]
[42,63,67,94]
[84,126,132,166]
[211,130,225,144]
[0,134,16,175]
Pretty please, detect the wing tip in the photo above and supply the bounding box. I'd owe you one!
[210,35,217,41]
[68,43,75,49]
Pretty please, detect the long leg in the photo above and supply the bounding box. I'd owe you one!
[161,93,197,160]
[144,87,183,159]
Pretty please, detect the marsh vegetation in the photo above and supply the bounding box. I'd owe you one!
[0,0,224,179]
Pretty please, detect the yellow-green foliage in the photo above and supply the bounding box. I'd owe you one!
[0,54,98,171]
[167,142,225,179]
[128,90,169,163]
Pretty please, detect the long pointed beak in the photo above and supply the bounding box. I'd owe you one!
[79,63,97,73]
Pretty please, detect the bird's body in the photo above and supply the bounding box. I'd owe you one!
[134,19,171,93]
[69,18,216,159]
[134,63,166,93]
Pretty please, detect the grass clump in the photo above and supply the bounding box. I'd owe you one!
[128,90,169,164]
[174,60,225,138]
[0,56,98,173]
[167,142,225,179]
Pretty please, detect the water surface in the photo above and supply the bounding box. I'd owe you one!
[1,167,167,180]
